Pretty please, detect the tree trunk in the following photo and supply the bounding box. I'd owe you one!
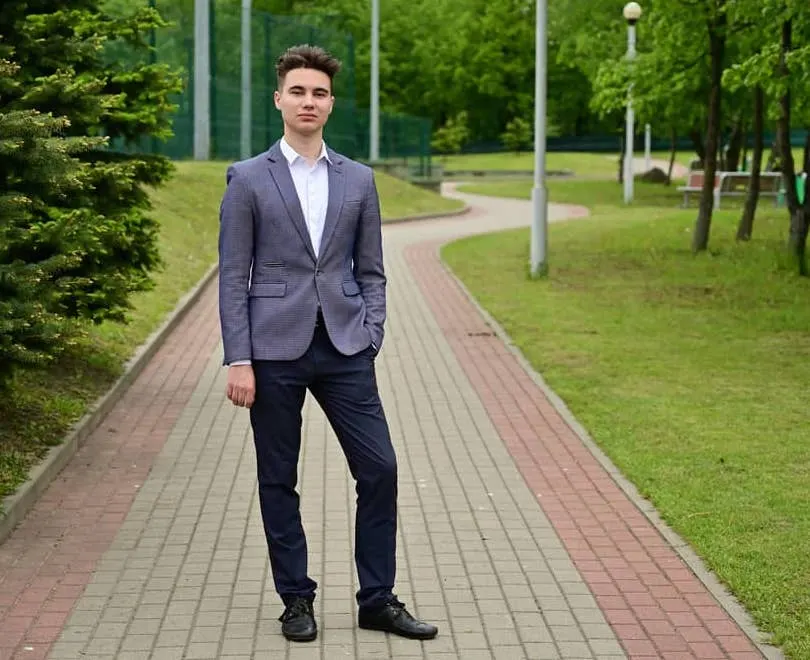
[689,128,706,166]
[737,87,763,241]
[693,7,726,253]
[777,19,807,274]
[803,131,810,174]
[667,126,677,185]
[726,119,744,172]
[800,133,810,275]
[741,120,749,171]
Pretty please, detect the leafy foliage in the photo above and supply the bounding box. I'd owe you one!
[0,0,181,382]
[431,111,469,157]
[501,117,532,154]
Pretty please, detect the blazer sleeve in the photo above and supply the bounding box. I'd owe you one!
[218,166,254,365]
[353,168,387,349]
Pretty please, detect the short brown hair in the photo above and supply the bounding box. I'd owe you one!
[276,45,341,89]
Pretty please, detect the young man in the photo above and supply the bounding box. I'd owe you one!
[217,45,438,643]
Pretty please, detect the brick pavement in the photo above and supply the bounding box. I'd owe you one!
[0,186,774,659]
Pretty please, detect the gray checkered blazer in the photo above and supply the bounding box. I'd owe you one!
[217,141,386,364]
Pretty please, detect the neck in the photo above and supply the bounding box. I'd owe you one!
[283,130,323,162]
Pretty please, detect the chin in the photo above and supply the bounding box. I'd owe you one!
[295,123,323,135]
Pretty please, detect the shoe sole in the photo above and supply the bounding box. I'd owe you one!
[283,630,318,643]
[358,621,438,640]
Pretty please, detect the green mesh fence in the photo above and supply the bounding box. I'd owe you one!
[140,2,431,166]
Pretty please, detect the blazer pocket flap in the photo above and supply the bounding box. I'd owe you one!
[342,280,361,296]
[249,282,287,297]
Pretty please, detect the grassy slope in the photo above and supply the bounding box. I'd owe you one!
[442,180,810,659]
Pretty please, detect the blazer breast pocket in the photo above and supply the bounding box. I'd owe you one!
[249,282,287,297]
[342,198,363,215]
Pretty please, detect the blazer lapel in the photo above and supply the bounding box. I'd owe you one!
[266,143,316,262]
[319,152,345,258]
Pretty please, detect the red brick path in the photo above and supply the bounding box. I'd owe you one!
[0,283,219,660]
[405,241,764,660]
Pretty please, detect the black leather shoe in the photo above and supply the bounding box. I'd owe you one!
[279,597,317,642]
[358,599,438,640]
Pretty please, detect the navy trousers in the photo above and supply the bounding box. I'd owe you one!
[249,322,397,610]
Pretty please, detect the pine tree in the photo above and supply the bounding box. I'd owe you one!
[0,0,182,325]
[0,59,104,384]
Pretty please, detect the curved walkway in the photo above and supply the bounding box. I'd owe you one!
[0,185,773,660]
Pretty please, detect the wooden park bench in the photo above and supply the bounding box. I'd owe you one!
[677,169,708,206]
[713,171,782,209]
[677,170,783,209]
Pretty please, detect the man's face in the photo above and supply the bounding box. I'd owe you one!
[274,67,334,137]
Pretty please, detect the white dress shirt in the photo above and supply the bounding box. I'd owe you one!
[229,139,331,367]
[279,137,331,257]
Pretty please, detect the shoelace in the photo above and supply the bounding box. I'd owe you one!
[279,598,312,622]
[385,597,409,618]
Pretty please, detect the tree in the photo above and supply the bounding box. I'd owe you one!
[575,0,710,186]
[431,111,469,160]
[775,18,810,275]
[736,86,764,241]
[0,0,181,325]
[725,0,810,271]
[691,0,727,253]
[501,117,532,154]
[0,59,106,384]
[242,0,611,144]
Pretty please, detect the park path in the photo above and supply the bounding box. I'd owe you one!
[638,157,690,178]
[0,184,774,660]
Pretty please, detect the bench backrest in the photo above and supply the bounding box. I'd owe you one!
[686,171,705,188]
[686,170,723,189]
[719,174,750,192]
[758,173,782,192]
[718,171,783,193]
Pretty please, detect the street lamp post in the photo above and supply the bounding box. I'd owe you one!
[193,0,211,160]
[623,1,641,204]
[240,0,252,159]
[530,0,548,278]
[370,0,380,163]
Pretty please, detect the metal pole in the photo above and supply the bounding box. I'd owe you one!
[530,0,548,278]
[370,0,380,162]
[644,123,651,171]
[240,0,252,159]
[264,15,272,149]
[193,0,210,160]
[623,22,636,203]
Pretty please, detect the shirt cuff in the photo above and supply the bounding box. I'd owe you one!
[228,360,252,366]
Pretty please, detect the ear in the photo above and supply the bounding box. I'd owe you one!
[328,96,335,115]
[273,90,281,110]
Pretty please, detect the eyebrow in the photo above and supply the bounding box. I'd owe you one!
[288,85,330,94]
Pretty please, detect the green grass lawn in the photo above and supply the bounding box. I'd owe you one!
[442,181,810,659]
[375,171,464,219]
[0,162,456,509]
[458,177,691,208]
[439,150,696,177]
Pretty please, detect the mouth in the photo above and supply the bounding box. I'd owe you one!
[298,114,317,120]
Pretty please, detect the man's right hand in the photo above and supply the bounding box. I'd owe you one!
[227,364,256,408]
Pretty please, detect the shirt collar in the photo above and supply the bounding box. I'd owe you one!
[280,137,331,165]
